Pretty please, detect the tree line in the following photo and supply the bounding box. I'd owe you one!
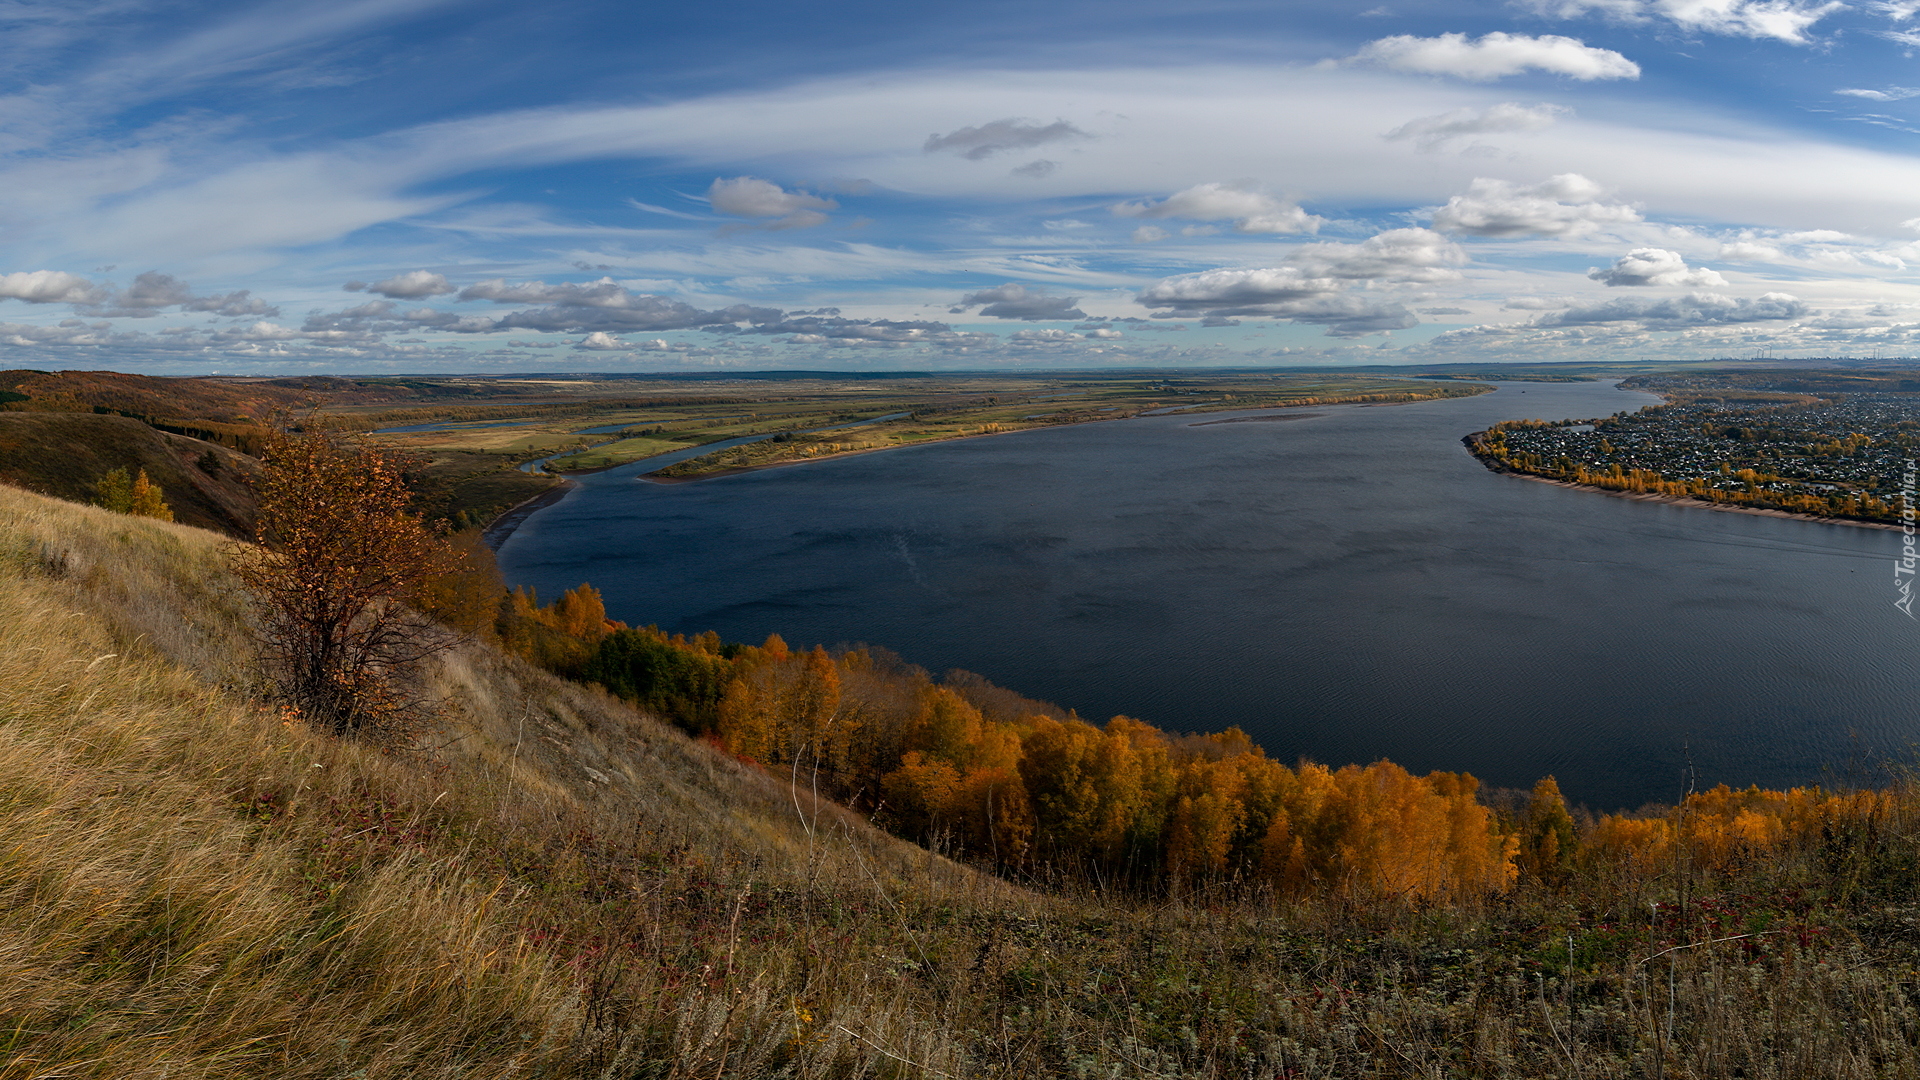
[235,429,1900,904]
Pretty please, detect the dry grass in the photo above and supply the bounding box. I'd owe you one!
[6,480,1920,1078]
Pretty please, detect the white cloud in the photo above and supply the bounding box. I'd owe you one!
[1588,247,1727,286]
[1430,174,1641,238]
[1351,32,1640,81]
[0,270,104,304]
[1134,267,1418,335]
[1718,240,1785,261]
[1505,295,1573,309]
[1131,225,1169,243]
[923,119,1088,159]
[1084,327,1124,339]
[1836,87,1920,101]
[14,270,282,319]
[1137,267,1338,309]
[1110,182,1320,234]
[355,270,454,298]
[950,283,1086,321]
[1384,103,1569,152]
[705,176,836,229]
[1536,291,1809,327]
[1290,228,1468,282]
[1521,0,1845,43]
[575,331,629,350]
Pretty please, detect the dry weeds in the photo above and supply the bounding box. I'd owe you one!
[3,481,1919,1078]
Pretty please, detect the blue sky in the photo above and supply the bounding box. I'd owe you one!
[9,0,1920,373]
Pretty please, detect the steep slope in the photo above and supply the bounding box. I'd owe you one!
[11,481,1920,1079]
[0,483,1007,1079]
[0,412,258,536]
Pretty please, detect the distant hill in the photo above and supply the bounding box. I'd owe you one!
[0,368,494,422]
[0,412,259,535]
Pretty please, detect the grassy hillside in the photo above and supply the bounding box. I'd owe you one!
[8,479,1920,1078]
[0,413,258,535]
[0,483,1008,1078]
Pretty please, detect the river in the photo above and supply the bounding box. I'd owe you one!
[497,380,1917,810]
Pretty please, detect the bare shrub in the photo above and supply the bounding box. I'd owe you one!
[231,431,457,742]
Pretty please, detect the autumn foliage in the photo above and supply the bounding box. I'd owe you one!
[92,466,173,521]
[402,538,1898,905]
[233,432,459,740]
[535,623,1906,903]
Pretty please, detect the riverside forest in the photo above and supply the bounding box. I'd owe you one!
[6,364,1920,1078]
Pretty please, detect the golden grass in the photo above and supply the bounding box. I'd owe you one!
[7,480,1920,1078]
[0,485,1014,1077]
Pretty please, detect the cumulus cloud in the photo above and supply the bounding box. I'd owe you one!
[43,271,283,319]
[0,320,117,347]
[1351,32,1639,81]
[1419,306,1471,315]
[182,290,279,317]
[0,270,106,304]
[1011,160,1057,178]
[950,283,1087,321]
[1588,248,1727,287]
[1536,291,1809,328]
[309,277,780,337]
[706,176,836,230]
[1135,268,1417,335]
[1129,228,1460,333]
[575,331,630,350]
[350,270,455,298]
[1009,328,1083,342]
[739,315,966,343]
[110,271,196,311]
[1504,295,1572,309]
[923,118,1088,159]
[1136,267,1336,309]
[1111,182,1320,234]
[1384,102,1569,152]
[461,278,646,307]
[1289,228,1468,283]
[1430,174,1641,238]
[1521,0,1844,44]
[1084,327,1124,339]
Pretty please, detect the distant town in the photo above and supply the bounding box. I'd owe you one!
[1470,369,1920,523]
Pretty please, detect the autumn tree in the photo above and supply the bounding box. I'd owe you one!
[1518,775,1578,887]
[94,467,173,521]
[232,431,458,741]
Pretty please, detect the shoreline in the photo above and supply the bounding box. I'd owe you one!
[640,393,1469,485]
[638,410,1136,485]
[1495,467,1903,532]
[481,479,575,550]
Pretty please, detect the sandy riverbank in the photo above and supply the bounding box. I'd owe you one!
[481,480,574,550]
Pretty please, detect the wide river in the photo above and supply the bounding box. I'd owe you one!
[499,380,1919,810]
